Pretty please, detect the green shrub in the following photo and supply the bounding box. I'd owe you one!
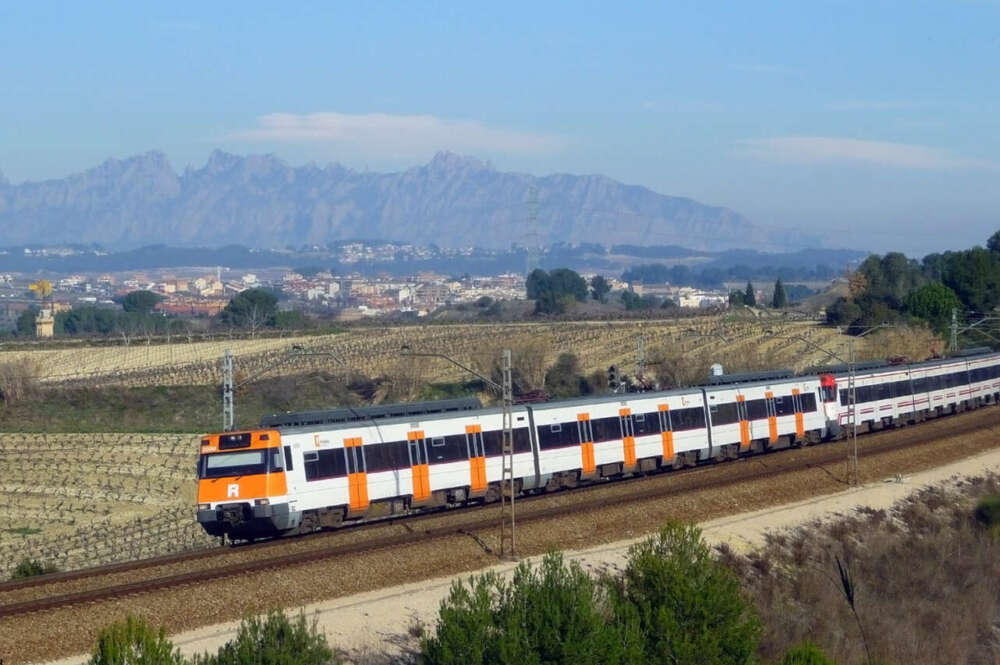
[193,610,336,665]
[607,522,762,665]
[86,615,184,665]
[9,557,59,580]
[973,495,1000,527]
[421,551,628,665]
[779,642,838,665]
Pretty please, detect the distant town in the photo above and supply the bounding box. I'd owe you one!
[0,240,842,335]
[0,264,742,331]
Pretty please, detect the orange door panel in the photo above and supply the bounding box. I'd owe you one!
[348,472,369,511]
[792,389,805,438]
[465,424,487,493]
[412,464,431,501]
[343,437,368,512]
[408,430,431,502]
[619,408,636,467]
[623,437,636,467]
[469,456,487,493]
[736,394,750,450]
[661,431,674,461]
[658,405,674,460]
[765,391,778,442]
[577,413,595,475]
[581,442,595,475]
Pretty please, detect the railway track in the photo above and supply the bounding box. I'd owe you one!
[3,406,999,619]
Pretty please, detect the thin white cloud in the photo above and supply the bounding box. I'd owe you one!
[230,112,567,155]
[738,136,995,170]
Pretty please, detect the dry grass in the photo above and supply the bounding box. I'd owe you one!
[0,357,41,404]
[721,475,1000,665]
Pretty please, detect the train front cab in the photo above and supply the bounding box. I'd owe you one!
[196,429,294,540]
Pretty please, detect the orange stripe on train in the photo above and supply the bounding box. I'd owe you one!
[198,472,287,503]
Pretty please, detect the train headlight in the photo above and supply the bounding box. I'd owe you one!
[254,498,270,506]
[198,503,210,511]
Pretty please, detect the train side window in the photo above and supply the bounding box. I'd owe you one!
[551,424,562,433]
[513,428,532,454]
[747,399,767,420]
[710,402,739,425]
[635,411,660,436]
[773,396,790,417]
[591,416,620,442]
[800,393,817,412]
[431,437,445,447]
[283,446,294,471]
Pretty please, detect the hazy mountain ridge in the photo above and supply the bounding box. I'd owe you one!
[0,151,813,251]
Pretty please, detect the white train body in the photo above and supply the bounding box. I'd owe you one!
[196,350,1000,540]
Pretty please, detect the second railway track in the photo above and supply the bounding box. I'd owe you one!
[4,405,1000,620]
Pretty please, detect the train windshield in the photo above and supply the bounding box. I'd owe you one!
[200,450,279,479]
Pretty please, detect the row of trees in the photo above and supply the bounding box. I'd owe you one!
[526,269,615,314]
[11,288,307,338]
[728,279,791,309]
[621,262,838,289]
[827,230,1000,335]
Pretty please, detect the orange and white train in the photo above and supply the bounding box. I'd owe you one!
[196,348,1000,540]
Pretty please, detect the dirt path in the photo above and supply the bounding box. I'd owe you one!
[38,437,1000,665]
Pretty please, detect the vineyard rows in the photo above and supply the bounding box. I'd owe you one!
[0,319,868,389]
[0,433,213,579]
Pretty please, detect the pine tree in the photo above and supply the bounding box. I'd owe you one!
[744,281,757,307]
[772,278,787,308]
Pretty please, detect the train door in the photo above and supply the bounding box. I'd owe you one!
[618,408,636,467]
[343,437,369,513]
[407,430,431,503]
[465,424,487,495]
[764,391,779,443]
[735,394,751,450]
[577,414,595,476]
[657,404,674,462]
[790,389,805,440]
[282,444,300,495]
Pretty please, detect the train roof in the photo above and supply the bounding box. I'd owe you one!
[527,385,705,413]
[950,346,994,358]
[259,397,483,429]
[704,369,795,385]
[808,347,1000,377]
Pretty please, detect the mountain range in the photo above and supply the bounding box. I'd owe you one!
[0,151,816,251]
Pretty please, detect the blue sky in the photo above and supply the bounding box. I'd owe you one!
[1,1,998,255]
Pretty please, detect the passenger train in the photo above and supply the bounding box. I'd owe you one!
[196,347,1000,540]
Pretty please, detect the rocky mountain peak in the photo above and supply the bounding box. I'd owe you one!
[0,151,806,251]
